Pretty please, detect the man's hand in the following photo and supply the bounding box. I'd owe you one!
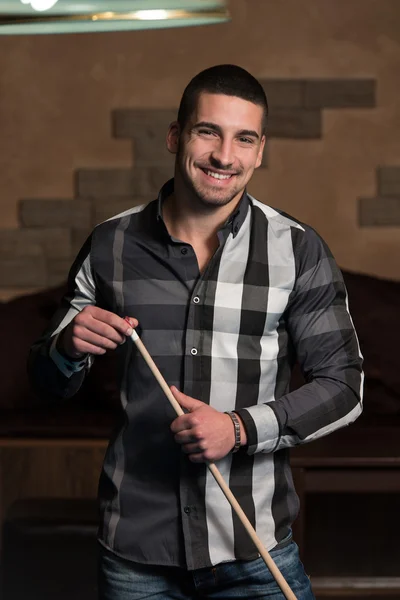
[58,306,138,359]
[170,387,247,463]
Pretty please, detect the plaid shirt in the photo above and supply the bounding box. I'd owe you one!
[29,179,363,570]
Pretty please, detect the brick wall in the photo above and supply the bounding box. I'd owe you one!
[359,167,400,226]
[2,0,400,298]
[0,78,380,293]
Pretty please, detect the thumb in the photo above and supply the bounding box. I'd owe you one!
[170,386,203,412]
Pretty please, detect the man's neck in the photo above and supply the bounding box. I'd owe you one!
[162,186,241,247]
[162,181,244,274]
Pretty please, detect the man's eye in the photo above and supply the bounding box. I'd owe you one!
[199,129,216,136]
[239,137,253,144]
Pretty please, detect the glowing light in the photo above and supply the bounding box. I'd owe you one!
[135,10,169,21]
[20,0,59,11]
[2,2,231,35]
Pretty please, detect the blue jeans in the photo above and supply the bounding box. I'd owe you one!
[98,541,315,599]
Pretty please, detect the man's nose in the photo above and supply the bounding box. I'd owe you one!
[210,139,235,168]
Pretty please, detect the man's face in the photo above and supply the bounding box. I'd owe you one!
[167,93,265,209]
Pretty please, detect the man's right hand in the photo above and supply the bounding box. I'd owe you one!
[58,306,138,359]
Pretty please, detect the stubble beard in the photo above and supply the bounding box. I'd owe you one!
[176,151,243,210]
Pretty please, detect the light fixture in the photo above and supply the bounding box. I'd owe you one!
[0,1,230,35]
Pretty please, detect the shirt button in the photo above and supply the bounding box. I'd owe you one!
[181,247,188,255]
[184,506,191,514]
[190,348,198,356]
[193,296,200,304]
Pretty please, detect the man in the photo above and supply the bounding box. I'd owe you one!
[29,65,363,599]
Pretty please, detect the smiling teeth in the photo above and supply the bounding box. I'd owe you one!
[207,170,232,180]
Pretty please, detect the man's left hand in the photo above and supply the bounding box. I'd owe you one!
[170,386,246,463]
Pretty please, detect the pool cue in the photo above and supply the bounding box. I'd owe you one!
[127,325,297,600]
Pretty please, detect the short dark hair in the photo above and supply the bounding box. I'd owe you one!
[177,64,268,135]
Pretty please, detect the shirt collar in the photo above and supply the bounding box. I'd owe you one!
[224,191,249,238]
[156,178,249,239]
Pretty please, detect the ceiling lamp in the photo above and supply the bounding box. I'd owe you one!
[0,1,230,35]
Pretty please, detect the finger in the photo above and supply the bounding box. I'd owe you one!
[84,307,138,336]
[76,316,127,345]
[72,326,120,351]
[170,386,203,412]
[174,431,199,445]
[124,316,139,330]
[181,442,206,454]
[170,416,193,434]
[187,452,207,464]
[72,339,107,356]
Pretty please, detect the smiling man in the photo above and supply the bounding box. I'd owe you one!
[29,65,363,600]
[170,93,265,208]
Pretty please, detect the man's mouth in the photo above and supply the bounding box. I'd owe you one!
[200,168,236,181]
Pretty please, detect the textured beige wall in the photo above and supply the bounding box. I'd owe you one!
[0,0,399,298]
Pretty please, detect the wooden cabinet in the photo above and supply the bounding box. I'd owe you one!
[291,425,400,598]
[0,437,107,539]
[1,426,399,599]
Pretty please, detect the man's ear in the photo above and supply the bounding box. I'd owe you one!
[166,121,180,154]
[255,135,266,169]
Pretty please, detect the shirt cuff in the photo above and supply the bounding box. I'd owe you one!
[50,333,89,378]
[236,404,280,454]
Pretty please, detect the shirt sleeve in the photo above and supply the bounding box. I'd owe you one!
[27,235,97,400]
[237,226,364,455]
[49,333,89,378]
